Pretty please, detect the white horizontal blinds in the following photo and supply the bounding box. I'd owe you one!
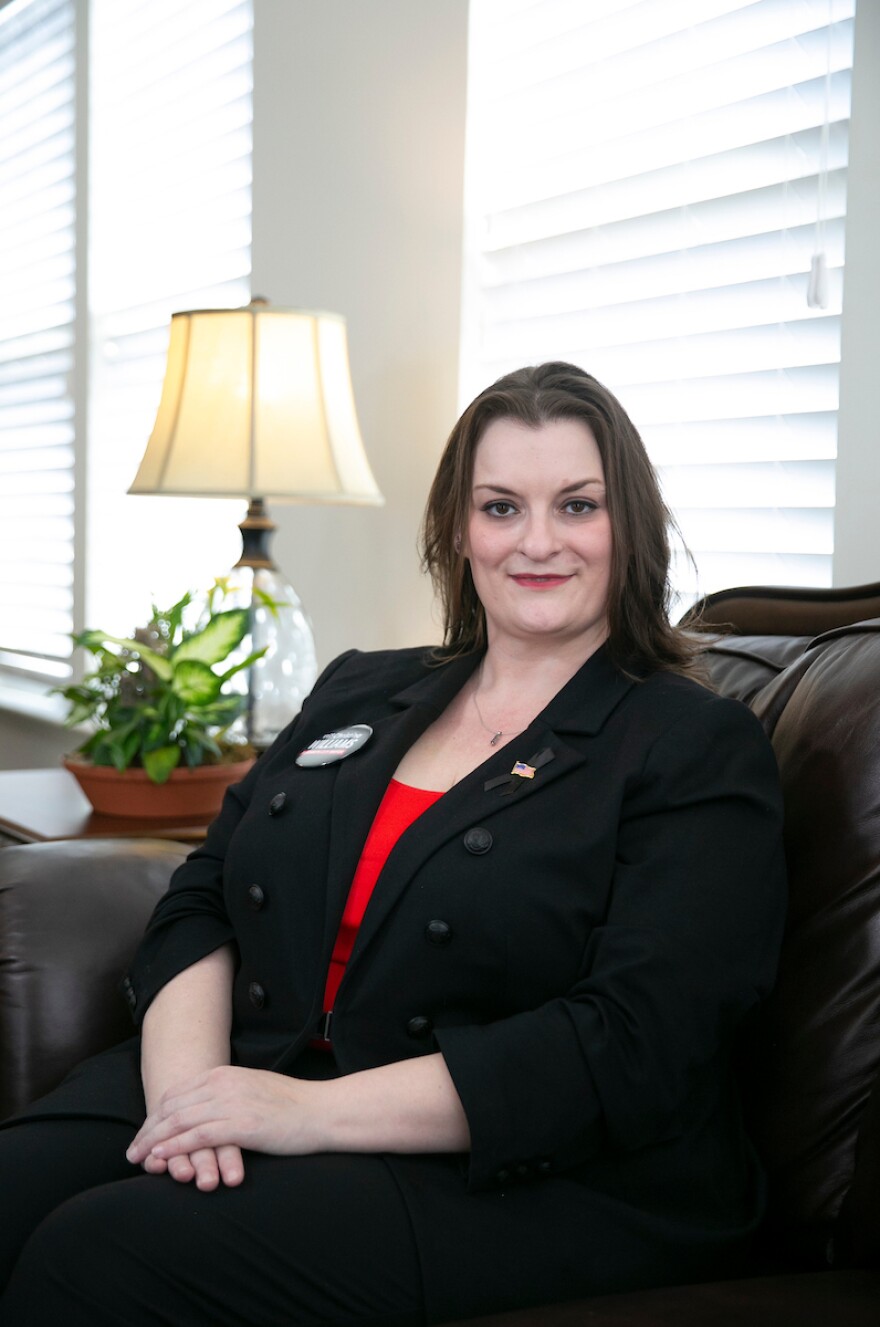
[0,0,76,681]
[461,0,854,602]
[87,0,253,635]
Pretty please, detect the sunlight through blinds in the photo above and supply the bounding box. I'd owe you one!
[461,0,854,603]
[88,0,253,635]
[0,0,76,681]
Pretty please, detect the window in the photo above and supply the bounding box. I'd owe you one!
[0,0,76,682]
[0,0,253,693]
[461,0,854,602]
[88,0,253,633]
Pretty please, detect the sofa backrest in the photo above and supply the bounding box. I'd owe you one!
[703,614,880,1265]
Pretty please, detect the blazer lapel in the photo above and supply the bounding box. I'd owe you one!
[343,644,636,973]
[320,652,481,959]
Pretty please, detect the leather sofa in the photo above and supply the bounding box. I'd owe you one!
[2,582,880,1324]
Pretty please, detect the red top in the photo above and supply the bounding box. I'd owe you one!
[321,778,444,1017]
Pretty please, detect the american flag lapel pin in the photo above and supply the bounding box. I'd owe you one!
[483,747,554,794]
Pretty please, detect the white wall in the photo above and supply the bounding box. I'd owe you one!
[251,0,469,668]
[833,0,880,586]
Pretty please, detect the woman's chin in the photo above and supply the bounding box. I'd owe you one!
[488,613,607,651]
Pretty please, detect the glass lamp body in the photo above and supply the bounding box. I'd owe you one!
[224,565,318,749]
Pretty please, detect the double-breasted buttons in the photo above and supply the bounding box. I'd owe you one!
[247,884,265,910]
[121,976,137,1012]
[248,982,266,1009]
[406,1015,432,1038]
[268,792,286,816]
[463,826,492,855]
[424,919,452,946]
[494,1168,510,1186]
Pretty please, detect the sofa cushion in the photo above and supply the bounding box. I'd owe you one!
[704,635,812,706]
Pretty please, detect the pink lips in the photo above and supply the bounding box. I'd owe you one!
[511,574,573,588]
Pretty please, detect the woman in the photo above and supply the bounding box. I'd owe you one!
[0,363,786,1326]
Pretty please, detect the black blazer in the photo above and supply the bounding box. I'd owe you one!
[26,645,788,1320]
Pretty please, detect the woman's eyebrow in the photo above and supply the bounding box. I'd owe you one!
[472,478,604,494]
[559,478,604,492]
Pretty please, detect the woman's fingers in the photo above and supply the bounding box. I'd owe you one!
[148,1120,231,1161]
[167,1153,198,1184]
[187,1148,220,1190]
[128,1079,212,1162]
[216,1144,245,1187]
[142,1146,244,1190]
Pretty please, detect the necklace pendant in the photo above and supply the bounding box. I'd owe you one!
[490,731,502,746]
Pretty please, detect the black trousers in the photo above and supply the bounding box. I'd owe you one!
[0,1119,424,1327]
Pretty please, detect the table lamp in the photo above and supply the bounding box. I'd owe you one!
[128,297,384,748]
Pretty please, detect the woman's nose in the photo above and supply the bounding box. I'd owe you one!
[518,512,560,560]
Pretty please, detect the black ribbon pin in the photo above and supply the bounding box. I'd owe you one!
[484,747,555,796]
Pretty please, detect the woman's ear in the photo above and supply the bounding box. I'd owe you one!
[454,532,462,554]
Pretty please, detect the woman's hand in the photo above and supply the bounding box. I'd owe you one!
[127,1066,324,1173]
[136,945,244,1188]
[129,1053,470,1182]
[139,1141,245,1190]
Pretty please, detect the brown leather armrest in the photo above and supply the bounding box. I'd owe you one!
[0,838,186,1121]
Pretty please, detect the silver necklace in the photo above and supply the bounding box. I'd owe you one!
[471,678,525,747]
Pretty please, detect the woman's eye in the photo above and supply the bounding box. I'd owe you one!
[484,500,516,517]
[563,498,596,515]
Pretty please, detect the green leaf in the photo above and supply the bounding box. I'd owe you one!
[171,659,223,704]
[180,731,223,768]
[64,704,95,728]
[75,630,172,681]
[156,689,185,727]
[145,721,170,750]
[252,586,289,620]
[206,577,234,617]
[172,609,249,667]
[142,744,182,784]
[194,695,247,727]
[120,729,142,765]
[91,733,134,772]
[165,590,193,641]
[218,646,268,683]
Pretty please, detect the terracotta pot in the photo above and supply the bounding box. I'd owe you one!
[63,756,255,820]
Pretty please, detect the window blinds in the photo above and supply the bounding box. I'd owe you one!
[0,0,253,688]
[461,0,854,601]
[87,0,253,634]
[0,0,76,681]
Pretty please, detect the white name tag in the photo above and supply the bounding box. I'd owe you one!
[295,724,373,767]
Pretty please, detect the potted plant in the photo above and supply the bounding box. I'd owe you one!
[56,582,266,819]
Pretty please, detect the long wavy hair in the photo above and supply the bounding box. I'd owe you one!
[420,362,704,678]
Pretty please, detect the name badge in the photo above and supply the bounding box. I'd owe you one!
[296,724,373,767]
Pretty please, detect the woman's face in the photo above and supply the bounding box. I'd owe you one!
[464,416,613,654]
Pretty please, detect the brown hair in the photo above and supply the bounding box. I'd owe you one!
[420,362,705,678]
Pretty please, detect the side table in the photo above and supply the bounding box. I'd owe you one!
[0,768,209,846]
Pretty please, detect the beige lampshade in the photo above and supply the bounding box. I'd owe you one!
[129,301,384,503]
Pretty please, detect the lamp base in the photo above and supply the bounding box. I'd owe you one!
[225,499,318,748]
[225,563,318,750]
